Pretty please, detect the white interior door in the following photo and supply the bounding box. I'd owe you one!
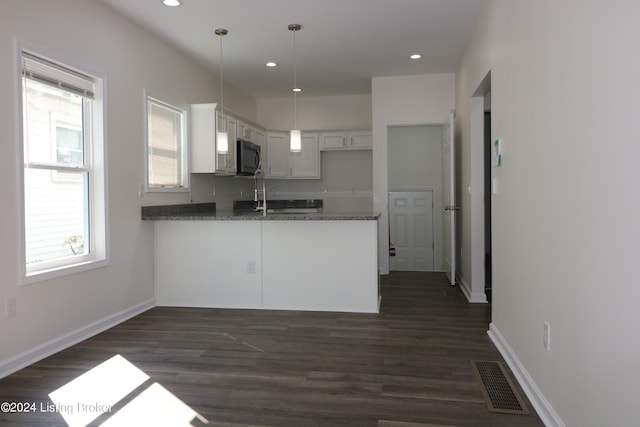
[443,110,457,285]
[389,191,434,271]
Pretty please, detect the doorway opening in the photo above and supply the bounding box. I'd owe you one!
[387,125,443,272]
[483,93,492,302]
[467,70,491,304]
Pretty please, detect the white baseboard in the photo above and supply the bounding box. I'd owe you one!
[0,298,155,380]
[488,322,566,427]
[457,274,487,303]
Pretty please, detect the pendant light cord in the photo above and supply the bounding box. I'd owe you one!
[219,31,224,130]
[293,26,297,130]
[215,28,227,131]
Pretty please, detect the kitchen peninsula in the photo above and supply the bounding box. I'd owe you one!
[143,203,380,313]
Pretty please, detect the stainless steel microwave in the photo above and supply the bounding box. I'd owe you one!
[236,139,261,176]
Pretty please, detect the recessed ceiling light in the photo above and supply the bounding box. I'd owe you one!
[162,0,182,7]
[292,87,302,93]
[410,54,422,60]
[265,62,278,67]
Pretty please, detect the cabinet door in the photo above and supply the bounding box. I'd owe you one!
[290,132,320,179]
[190,104,217,173]
[216,113,237,174]
[155,221,262,309]
[252,128,267,170]
[348,131,372,149]
[226,116,237,173]
[236,120,248,140]
[319,132,347,150]
[266,132,289,178]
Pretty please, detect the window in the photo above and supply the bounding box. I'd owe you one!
[146,96,188,191]
[20,49,107,282]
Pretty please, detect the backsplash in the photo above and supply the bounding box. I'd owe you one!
[190,150,373,213]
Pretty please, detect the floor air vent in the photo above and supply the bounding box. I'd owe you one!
[471,360,530,415]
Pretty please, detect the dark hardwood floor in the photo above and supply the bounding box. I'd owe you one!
[0,272,544,426]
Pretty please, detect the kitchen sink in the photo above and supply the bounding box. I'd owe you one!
[266,208,320,214]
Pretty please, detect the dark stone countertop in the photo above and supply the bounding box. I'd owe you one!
[141,202,379,221]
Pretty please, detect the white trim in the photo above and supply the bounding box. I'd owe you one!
[14,37,26,287]
[469,95,488,301]
[488,323,566,427]
[457,274,487,303]
[143,90,190,193]
[22,259,109,286]
[16,39,109,285]
[381,119,447,275]
[0,298,155,380]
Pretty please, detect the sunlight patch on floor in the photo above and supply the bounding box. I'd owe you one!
[48,354,208,426]
[101,382,207,426]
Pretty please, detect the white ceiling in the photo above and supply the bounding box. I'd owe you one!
[98,0,487,99]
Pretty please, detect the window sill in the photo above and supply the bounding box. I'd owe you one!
[22,258,109,286]
[145,186,190,193]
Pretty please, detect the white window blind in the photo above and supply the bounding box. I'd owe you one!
[147,97,185,188]
[22,52,95,99]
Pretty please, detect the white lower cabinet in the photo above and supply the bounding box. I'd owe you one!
[155,221,262,308]
[154,220,379,313]
[261,221,379,312]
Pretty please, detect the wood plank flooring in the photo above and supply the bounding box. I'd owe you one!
[0,272,544,426]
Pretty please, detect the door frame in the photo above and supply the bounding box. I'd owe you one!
[465,71,492,303]
[443,110,457,285]
[380,121,445,274]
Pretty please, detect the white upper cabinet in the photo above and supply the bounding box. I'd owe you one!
[237,120,257,142]
[237,120,249,140]
[290,133,320,178]
[347,131,373,149]
[190,103,237,175]
[191,104,270,175]
[319,130,372,151]
[265,132,289,178]
[266,131,320,179]
[252,127,267,170]
[217,113,237,174]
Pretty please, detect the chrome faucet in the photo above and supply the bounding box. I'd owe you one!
[253,167,267,216]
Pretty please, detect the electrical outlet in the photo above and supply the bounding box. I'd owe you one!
[543,322,551,351]
[6,297,16,318]
[246,260,256,274]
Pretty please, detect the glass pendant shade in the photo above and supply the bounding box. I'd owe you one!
[289,24,302,153]
[290,129,302,152]
[217,130,228,154]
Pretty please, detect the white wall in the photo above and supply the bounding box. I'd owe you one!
[0,0,254,375]
[257,94,372,131]
[388,125,443,191]
[372,74,455,273]
[456,1,640,426]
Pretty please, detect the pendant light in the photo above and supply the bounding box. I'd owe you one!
[215,28,229,154]
[288,24,302,152]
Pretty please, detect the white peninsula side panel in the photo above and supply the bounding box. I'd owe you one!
[155,221,262,308]
[262,220,379,313]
